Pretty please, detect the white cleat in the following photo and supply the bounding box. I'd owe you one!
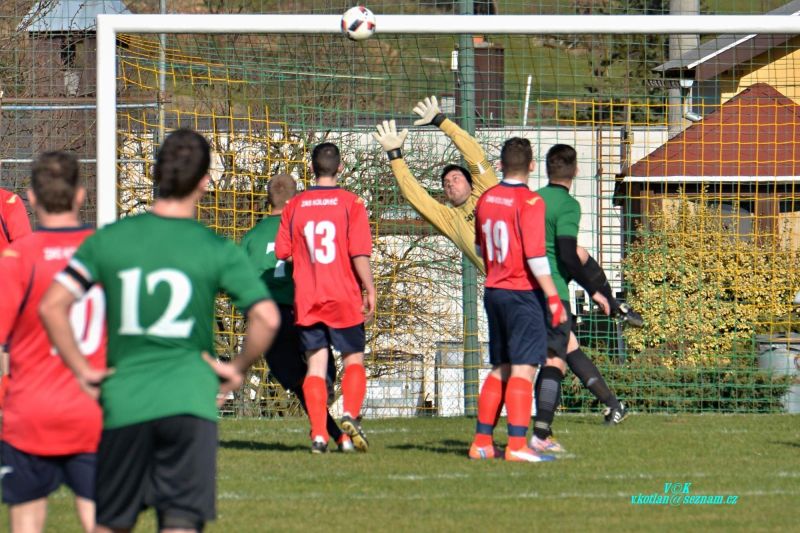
[504,446,556,463]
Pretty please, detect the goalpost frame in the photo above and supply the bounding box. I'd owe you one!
[96,13,800,226]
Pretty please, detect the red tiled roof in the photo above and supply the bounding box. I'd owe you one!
[629,83,800,178]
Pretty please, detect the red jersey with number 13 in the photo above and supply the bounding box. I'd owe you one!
[276,186,372,328]
[0,227,106,456]
[475,182,547,291]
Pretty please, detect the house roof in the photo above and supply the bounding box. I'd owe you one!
[652,0,800,81]
[627,83,800,181]
[22,0,132,33]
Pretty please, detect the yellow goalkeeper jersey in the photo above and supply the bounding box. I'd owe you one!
[389,118,497,274]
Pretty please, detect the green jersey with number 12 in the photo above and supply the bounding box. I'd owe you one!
[67,213,270,429]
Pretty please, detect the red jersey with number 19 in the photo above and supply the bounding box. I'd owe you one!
[475,182,547,291]
[0,227,105,456]
[275,186,372,328]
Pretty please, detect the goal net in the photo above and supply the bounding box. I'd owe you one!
[91,8,800,416]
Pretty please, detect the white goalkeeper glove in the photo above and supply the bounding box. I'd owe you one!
[412,96,446,127]
[372,120,408,160]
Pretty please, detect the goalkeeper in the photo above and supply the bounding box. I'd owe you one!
[373,112,496,270]
[372,96,641,324]
[372,96,641,420]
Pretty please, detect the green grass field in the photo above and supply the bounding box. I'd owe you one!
[3,414,798,532]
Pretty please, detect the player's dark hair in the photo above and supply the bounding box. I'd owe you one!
[440,164,473,189]
[31,150,80,213]
[268,173,297,209]
[154,128,211,199]
[311,142,341,177]
[546,143,578,182]
[500,137,533,176]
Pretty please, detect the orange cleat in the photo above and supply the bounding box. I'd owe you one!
[504,446,556,463]
[468,443,503,460]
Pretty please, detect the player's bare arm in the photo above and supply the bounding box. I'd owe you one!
[590,291,610,315]
[352,255,376,324]
[0,346,7,421]
[528,258,568,327]
[39,282,110,399]
[202,351,244,407]
[205,295,279,407]
[235,299,280,374]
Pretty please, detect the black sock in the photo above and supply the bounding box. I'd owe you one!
[584,256,621,314]
[326,412,343,442]
[566,348,620,409]
[533,366,563,440]
[295,387,343,442]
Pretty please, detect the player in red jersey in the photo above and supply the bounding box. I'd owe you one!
[470,137,566,462]
[276,142,376,453]
[0,152,105,533]
[0,187,32,253]
[0,187,32,411]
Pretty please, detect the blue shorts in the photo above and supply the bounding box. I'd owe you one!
[1,441,95,504]
[484,288,547,367]
[298,322,365,354]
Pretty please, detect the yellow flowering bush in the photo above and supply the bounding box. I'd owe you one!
[623,198,800,368]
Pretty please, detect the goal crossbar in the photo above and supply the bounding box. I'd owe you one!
[96,14,800,226]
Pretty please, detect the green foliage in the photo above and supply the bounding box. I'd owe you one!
[577,0,669,122]
[562,349,794,413]
[623,198,800,367]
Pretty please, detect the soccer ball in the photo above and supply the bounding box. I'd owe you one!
[341,6,376,41]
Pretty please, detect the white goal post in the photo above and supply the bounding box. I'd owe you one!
[95,13,800,226]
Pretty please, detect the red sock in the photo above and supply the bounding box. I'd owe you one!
[474,374,505,447]
[302,376,329,441]
[505,376,533,450]
[341,364,367,418]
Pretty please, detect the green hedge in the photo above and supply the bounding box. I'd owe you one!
[560,350,794,413]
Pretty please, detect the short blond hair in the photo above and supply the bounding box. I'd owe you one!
[267,173,297,209]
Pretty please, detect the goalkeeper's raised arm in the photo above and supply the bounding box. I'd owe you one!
[371,119,452,235]
[412,96,497,194]
[372,118,485,272]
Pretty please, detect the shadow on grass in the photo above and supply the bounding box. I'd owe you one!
[558,415,605,426]
[219,439,308,452]
[387,439,470,457]
[772,440,800,449]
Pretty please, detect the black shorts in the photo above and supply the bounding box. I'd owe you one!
[484,288,547,367]
[546,298,574,359]
[298,322,365,354]
[96,415,217,530]
[266,305,307,391]
[266,306,338,391]
[0,442,95,504]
